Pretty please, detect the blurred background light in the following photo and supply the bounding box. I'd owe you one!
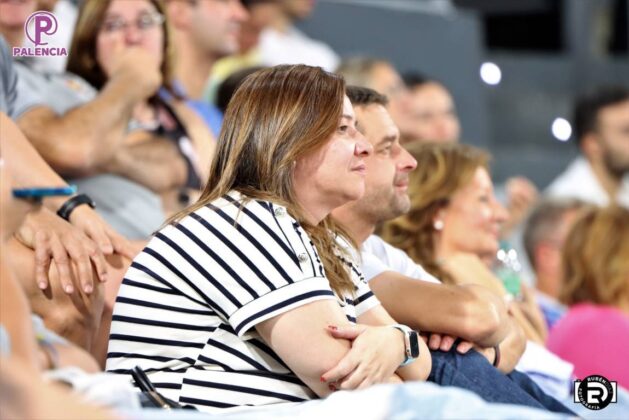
[480,62,502,85]
[551,118,572,142]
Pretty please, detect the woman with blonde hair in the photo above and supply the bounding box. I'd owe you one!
[106,65,430,412]
[547,205,629,388]
[380,142,547,343]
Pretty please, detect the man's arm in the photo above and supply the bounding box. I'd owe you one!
[16,49,160,177]
[369,271,510,347]
[103,133,188,193]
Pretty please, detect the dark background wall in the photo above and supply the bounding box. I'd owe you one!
[298,0,629,188]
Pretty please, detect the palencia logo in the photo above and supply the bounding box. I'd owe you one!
[12,11,67,57]
[574,375,617,410]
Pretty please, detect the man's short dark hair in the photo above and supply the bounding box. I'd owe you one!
[574,85,629,144]
[216,66,266,114]
[402,71,431,89]
[346,85,388,107]
[523,197,588,270]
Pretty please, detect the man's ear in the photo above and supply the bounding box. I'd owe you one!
[581,131,602,160]
[165,0,192,30]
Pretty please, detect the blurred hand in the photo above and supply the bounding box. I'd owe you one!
[15,207,108,295]
[107,43,161,101]
[441,253,507,296]
[320,324,405,391]
[502,176,538,238]
[68,205,138,260]
[423,333,475,354]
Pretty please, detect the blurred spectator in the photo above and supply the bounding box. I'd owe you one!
[1,0,164,239]
[3,0,215,239]
[209,0,276,97]
[522,198,589,329]
[337,57,415,145]
[67,0,216,207]
[547,205,629,388]
[379,142,577,397]
[547,85,629,208]
[402,72,460,144]
[165,0,248,136]
[258,0,339,71]
[215,65,265,114]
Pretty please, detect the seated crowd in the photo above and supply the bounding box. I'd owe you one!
[0,0,628,418]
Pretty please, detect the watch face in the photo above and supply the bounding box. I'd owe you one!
[409,331,420,358]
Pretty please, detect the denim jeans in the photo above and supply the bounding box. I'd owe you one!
[429,348,575,415]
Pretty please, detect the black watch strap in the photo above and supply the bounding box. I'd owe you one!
[56,193,95,221]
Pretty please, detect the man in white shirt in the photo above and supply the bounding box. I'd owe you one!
[257,0,339,71]
[332,86,525,372]
[547,85,629,208]
[331,86,576,414]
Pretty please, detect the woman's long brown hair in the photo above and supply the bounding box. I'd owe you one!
[167,65,357,296]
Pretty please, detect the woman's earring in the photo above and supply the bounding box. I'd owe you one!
[433,220,444,231]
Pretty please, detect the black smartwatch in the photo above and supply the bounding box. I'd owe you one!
[56,193,96,221]
[391,324,420,366]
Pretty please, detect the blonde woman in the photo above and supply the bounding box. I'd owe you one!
[548,205,629,388]
[380,142,547,344]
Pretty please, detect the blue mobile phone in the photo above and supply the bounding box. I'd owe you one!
[12,185,77,199]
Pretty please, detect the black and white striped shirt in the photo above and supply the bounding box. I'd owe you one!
[106,191,379,412]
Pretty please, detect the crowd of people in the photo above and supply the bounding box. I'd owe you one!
[1,0,628,418]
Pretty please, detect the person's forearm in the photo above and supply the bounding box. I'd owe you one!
[494,315,527,373]
[370,273,509,346]
[105,138,187,193]
[0,113,70,213]
[395,338,431,381]
[17,75,143,177]
[461,284,511,347]
[509,304,545,345]
[0,254,40,374]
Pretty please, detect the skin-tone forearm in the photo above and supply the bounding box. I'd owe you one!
[16,73,149,178]
[494,315,527,373]
[103,134,188,193]
[0,253,40,374]
[369,272,509,347]
[0,113,68,212]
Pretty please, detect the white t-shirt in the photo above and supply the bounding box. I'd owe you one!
[546,156,629,208]
[360,235,441,284]
[258,27,339,72]
[106,191,379,412]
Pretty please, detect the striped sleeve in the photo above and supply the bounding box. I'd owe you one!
[158,195,337,338]
[353,276,381,317]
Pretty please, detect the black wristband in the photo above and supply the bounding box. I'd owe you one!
[56,193,95,221]
[493,345,501,367]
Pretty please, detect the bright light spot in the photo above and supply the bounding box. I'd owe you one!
[551,118,572,142]
[480,62,502,85]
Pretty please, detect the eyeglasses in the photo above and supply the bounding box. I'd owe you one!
[100,12,165,34]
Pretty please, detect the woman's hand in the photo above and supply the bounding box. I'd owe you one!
[320,324,405,390]
[441,253,507,296]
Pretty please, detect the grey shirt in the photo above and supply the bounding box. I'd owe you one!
[12,57,165,239]
[0,36,37,118]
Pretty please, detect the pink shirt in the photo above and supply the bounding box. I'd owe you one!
[547,303,629,389]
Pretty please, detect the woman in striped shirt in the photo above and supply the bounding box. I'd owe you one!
[106,64,431,411]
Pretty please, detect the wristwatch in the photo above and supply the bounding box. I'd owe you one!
[390,324,420,366]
